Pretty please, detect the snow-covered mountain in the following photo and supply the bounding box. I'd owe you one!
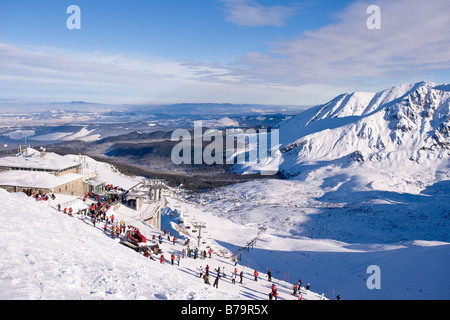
[203,82,450,300]
[277,81,450,177]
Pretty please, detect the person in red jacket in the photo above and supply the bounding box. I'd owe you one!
[171,253,175,265]
[293,283,299,295]
[160,254,165,264]
[254,269,259,281]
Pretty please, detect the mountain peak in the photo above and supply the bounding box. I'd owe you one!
[273,82,450,177]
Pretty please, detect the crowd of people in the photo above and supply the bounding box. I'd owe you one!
[141,229,318,300]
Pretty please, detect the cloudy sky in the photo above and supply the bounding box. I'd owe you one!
[0,0,449,107]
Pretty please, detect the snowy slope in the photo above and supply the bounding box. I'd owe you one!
[0,187,325,300]
[2,185,447,300]
[0,151,448,300]
[161,191,450,300]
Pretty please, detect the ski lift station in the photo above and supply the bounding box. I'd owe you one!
[121,179,167,230]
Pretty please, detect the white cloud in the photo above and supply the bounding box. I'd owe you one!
[0,43,325,105]
[227,0,450,88]
[218,0,297,27]
[2,0,448,106]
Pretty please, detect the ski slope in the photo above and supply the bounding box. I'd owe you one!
[170,191,450,300]
[0,188,325,300]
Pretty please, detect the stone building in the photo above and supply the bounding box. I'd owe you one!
[0,147,104,197]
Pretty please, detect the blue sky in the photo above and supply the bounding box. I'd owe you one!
[0,0,449,106]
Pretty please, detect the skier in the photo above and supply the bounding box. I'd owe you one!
[171,253,175,265]
[293,283,299,295]
[239,271,244,284]
[231,272,236,284]
[203,274,210,285]
[208,248,212,258]
[254,269,259,281]
[199,266,204,278]
[213,275,219,289]
[160,254,165,264]
[173,236,176,245]
[267,269,272,282]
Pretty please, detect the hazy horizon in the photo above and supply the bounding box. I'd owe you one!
[1,0,449,108]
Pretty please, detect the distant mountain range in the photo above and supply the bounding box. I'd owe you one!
[0,101,308,116]
[0,101,308,148]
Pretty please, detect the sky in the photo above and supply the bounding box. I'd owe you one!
[0,0,449,107]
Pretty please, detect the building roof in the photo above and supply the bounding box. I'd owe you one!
[0,170,83,189]
[0,148,81,172]
[84,178,104,187]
